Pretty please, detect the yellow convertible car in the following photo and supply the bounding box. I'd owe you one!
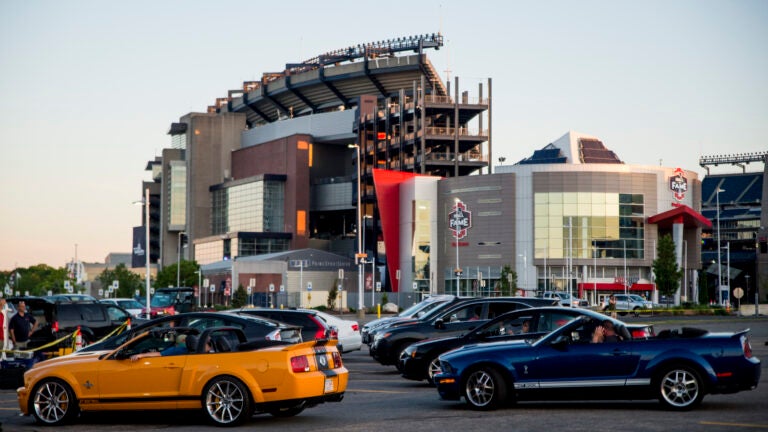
[17,326,348,426]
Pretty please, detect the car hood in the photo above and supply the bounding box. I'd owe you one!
[442,339,530,359]
[28,350,111,372]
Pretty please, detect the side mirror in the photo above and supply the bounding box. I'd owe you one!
[434,319,445,330]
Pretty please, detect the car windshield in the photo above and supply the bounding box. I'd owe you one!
[118,300,144,309]
[151,294,175,307]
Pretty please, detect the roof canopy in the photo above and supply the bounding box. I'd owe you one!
[647,204,712,229]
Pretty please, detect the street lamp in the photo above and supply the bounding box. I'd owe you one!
[716,188,725,305]
[348,143,365,319]
[134,188,151,318]
[454,197,462,297]
[623,239,628,296]
[177,231,186,288]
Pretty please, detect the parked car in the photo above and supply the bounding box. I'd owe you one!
[364,295,474,345]
[100,298,146,317]
[399,307,655,384]
[541,291,588,308]
[362,295,463,345]
[369,296,559,366]
[149,287,195,317]
[231,308,336,343]
[313,310,362,353]
[613,293,652,316]
[434,316,760,411]
[18,326,348,426]
[78,311,302,353]
[6,296,141,353]
[42,294,98,303]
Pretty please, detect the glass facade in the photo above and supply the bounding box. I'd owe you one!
[239,237,290,256]
[411,200,431,291]
[168,161,186,229]
[212,180,285,234]
[534,192,644,260]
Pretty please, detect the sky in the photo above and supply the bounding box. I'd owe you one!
[1,0,766,271]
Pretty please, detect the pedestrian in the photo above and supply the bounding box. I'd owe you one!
[10,301,38,349]
[603,294,617,319]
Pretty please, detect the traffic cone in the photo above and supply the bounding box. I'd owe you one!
[75,326,83,351]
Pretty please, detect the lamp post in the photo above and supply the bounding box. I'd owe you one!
[195,269,201,308]
[177,231,186,288]
[567,216,573,303]
[348,143,365,319]
[454,197,461,297]
[137,188,151,318]
[716,188,725,305]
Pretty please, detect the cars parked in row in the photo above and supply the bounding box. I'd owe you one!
[399,307,655,384]
[78,311,302,353]
[434,315,760,411]
[18,326,348,426]
[369,296,558,366]
[361,295,463,344]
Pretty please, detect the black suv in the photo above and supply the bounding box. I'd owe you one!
[368,296,559,366]
[7,296,140,354]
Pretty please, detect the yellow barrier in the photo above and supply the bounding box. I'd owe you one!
[1,319,131,360]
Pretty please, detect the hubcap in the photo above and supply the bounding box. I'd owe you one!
[465,370,494,407]
[34,381,70,423]
[661,369,699,407]
[206,380,245,424]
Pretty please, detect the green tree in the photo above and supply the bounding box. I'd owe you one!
[5,265,70,296]
[327,279,339,310]
[231,284,247,308]
[155,260,200,288]
[653,234,683,307]
[98,263,143,298]
[498,265,518,296]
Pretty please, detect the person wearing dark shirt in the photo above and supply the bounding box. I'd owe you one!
[9,301,37,349]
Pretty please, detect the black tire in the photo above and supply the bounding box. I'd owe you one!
[425,354,442,386]
[30,378,79,426]
[656,365,705,411]
[268,402,307,417]
[462,367,508,410]
[202,375,252,426]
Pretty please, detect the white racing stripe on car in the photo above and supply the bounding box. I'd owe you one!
[515,379,651,389]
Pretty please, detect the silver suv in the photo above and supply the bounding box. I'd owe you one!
[613,294,652,316]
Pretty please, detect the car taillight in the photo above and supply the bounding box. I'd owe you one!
[332,351,343,368]
[291,355,310,373]
[329,327,338,340]
[742,335,753,359]
[52,321,59,333]
[351,323,359,332]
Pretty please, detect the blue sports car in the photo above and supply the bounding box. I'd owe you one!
[435,315,760,411]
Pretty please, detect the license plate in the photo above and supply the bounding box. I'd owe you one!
[324,378,334,393]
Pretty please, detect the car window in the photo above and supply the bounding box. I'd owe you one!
[493,315,533,336]
[106,305,130,321]
[80,304,107,322]
[487,302,522,318]
[536,311,575,332]
[443,304,483,322]
[185,317,243,330]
